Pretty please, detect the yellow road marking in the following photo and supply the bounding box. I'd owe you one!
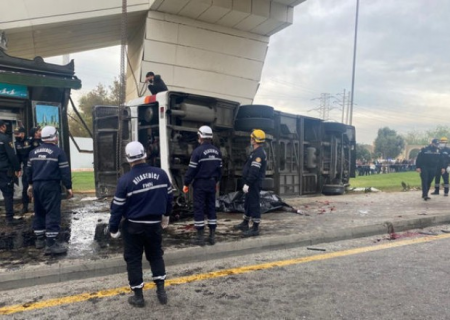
[1,233,450,315]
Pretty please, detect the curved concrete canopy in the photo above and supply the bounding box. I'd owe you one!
[1,0,305,59]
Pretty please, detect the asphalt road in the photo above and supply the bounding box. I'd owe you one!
[2,228,450,320]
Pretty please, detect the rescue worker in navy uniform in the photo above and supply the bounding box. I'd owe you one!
[0,120,21,225]
[27,126,73,254]
[234,129,267,237]
[14,126,32,214]
[145,72,168,95]
[431,137,450,196]
[183,126,222,246]
[108,141,172,308]
[29,126,42,150]
[416,138,441,200]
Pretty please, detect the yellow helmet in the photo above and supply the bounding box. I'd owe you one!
[440,137,448,143]
[250,129,266,143]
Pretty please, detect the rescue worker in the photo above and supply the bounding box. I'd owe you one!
[108,141,172,308]
[183,126,222,246]
[416,138,441,200]
[14,126,32,214]
[431,137,450,196]
[29,126,42,150]
[0,120,21,225]
[145,72,168,95]
[27,126,73,254]
[234,129,267,237]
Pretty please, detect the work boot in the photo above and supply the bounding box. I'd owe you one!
[242,224,259,237]
[192,229,205,246]
[35,236,45,249]
[208,228,216,245]
[44,238,68,255]
[128,288,145,308]
[6,216,21,226]
[233,220,249,232]
[431,189,439,195]
[20,206,29,215]
[156,282,167,305]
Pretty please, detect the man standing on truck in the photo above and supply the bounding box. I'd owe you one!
[145,72,168,95]
[183,126,222,246]
[27,126,73,254]
[107,141,172,308]
[14,126,32,214]
[0,120,21,225]
[234,129,267,237]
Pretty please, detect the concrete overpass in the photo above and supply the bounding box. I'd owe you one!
[1,0,306,103]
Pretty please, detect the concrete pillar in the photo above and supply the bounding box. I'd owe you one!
[129,10,270,104]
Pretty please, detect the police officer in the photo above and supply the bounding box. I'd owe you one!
[416,138,441,200]
[108,141,172,308]
[183,126,222,246]
[14,126,32,213]
[27,126,73,253]
[434,137,450,196]
[29,126,42,150]
[234,129,267,237]
[0,120,21,225]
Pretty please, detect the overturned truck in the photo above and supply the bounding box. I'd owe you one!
[93,91,356,203]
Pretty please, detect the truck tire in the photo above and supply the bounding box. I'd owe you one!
[322,184,345,195]
[237,105,274,119]
[235,118,274,132]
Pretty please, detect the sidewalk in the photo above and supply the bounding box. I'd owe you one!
[1,190,450,290]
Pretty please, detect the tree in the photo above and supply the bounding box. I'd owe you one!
[69,79,120,137]
[374,127,405,159]
[356,143,372,162]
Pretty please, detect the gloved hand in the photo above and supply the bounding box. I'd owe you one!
[242,184,249,193]
[161,215,170,229]
[104,225,121,238]
[27,185,33,198]
[447,166,450,173]
[183,186,189,193]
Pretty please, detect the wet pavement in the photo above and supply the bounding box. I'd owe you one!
[1,189,450,274]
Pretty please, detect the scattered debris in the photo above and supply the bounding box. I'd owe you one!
[307,247,326,251]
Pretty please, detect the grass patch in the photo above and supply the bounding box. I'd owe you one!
[349,171,421,192]
[72,171,95,192]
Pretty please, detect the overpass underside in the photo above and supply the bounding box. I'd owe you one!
[1,0,306,103]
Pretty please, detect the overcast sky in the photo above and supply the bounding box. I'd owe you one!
[46,0,450,144]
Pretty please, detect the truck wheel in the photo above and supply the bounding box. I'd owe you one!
[235,118,274,132]
[237,105,274,119]
[322,184,345,195]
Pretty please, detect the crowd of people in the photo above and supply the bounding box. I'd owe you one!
[356,159,416,176]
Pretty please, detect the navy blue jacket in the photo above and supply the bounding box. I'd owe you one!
[440,147,450,169]
[184,142,222,186]
[14,137,32,167]
[242,146,267,187]
[0,132,20,172]
[416,145,440,169]
[27,143,72,189]
[109,163,173,233]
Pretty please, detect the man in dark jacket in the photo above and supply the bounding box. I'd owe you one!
[183,126,222,246]
[14,126,32,214]
[234,129,267,237]
[27,126,73,253]
[0,120,21,225]
[146,72,168,95]
[108,141,173,308]
[416,138,441,200]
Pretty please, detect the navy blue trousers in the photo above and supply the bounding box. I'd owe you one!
[192,179,217,230]
[20,167,29,206]
[0,171,14,217]
[32,181,61,238]
[122,220,166,289]
[421,167,436,198]
[244,183,261,223]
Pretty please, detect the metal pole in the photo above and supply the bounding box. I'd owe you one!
[349,0,359,126]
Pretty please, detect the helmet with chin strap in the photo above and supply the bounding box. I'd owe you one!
[198,126,213,139]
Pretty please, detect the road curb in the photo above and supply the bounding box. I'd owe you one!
[1,214,450,291]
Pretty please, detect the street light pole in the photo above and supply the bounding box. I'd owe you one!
[349,0,360,126]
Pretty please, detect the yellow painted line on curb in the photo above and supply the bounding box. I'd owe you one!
[2,233,450,315]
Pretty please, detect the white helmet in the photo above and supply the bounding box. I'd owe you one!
[125,141,147,163]
[198,125,213,139]
[41,126,58,142]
